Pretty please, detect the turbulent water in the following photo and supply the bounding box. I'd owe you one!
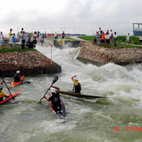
[1,43,142,142]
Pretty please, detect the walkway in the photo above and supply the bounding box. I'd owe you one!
[70,36,87,41]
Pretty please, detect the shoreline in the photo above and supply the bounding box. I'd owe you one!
[77,41,142,65]
[0,50,61,77]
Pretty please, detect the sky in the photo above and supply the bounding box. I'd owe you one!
[0,0,142,36]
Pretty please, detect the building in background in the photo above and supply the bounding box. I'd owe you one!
[133,23,142,36]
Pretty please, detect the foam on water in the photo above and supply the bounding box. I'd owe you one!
[1,44,142,142]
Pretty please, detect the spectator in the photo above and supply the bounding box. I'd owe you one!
[40,33,44,44]
[100,31,105,46]
[33,31,37,48]
[55,32,58,39]
[110,29,113,43]
[93,36,96,43]
[96,31,100,45]
[0,32,4,49]
[114,32,117,46]
[26,38,34,48]
[106,32,110,47]
[62,31,65,39]
[139,34,142,46]
[99,27,102,36]
[21,28,24,33]
[9,29,13,47]
[12,33,16,49]
[19,31,22,48]
[22,31,25,49]
[125,33,130,45]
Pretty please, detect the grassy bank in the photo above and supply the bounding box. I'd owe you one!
[78,36,142,49]
[0,43,36,53]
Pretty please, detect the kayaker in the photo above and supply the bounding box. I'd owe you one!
[71,75,81,93]
[14,70,21,82]
[0,81,8,101]
[43,86,61,113]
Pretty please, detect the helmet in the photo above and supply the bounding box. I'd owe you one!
[74,77,78,81]
[50,88,56,93]
[16,70,20,74]
[0,85,3,90]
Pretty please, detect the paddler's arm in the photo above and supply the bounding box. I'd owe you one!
[71,75,76,81]
[50,85,60,92]
[43,96,49,101]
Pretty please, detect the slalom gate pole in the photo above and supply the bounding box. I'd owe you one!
[50,44,52,65]
[69,42,71,61]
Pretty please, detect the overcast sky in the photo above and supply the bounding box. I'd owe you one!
[0,0,142,36]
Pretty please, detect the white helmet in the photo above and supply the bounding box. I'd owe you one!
[16,70,20,74]
[50,88,56,93]
[0,85,3,90]
[74,77,78,81]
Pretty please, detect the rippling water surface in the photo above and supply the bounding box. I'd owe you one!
[1,44,142,142]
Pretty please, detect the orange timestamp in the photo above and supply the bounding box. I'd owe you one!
[114,126,142,132]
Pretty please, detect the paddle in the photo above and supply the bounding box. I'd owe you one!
[22,80,31,84]
[39,76,58,103]
[0,70,14,100]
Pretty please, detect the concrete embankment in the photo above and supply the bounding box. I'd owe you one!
[77,41,142,65]
[0,50,61,77]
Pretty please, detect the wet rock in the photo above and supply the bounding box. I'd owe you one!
[78,41,142,65]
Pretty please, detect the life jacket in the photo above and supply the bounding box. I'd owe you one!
[50,92,61,106]
[75,82,81,93]
[14,75,20,82]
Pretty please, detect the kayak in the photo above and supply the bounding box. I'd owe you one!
[9,76,24,88]
[0,91,21,104]
[59,91,107,99]
[49,93,66,120]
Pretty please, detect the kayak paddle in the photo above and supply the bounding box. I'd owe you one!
[39,76,58,103]
[0,70,14,100]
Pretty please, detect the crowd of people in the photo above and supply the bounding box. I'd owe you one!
[93,28,142,47]
[0,27,142,50]
[93,28,117,47]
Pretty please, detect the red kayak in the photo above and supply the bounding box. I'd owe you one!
[9,76,24,89]
[0,91,21,104]
[49,93,66,119]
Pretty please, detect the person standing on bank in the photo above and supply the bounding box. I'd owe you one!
[114,32,117,46]
[139,34,142,46]
[125,33,130,45]
[9,29,13,47]
[22,31,25,49]
[0,32,4,49]
[62,31,65,39]
[71,75,81,93]
[12,33,16,49]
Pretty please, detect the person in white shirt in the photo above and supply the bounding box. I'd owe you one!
[106,32,110,47]
[114,32,117,46]
[125,33,130,45]
[0,32,4,49]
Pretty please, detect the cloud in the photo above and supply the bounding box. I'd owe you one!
[0,0,142,36]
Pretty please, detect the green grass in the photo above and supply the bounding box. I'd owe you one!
[0,43,36,53]
[77,36,142,49]
[79,36,94,41]
[96,42,142,49]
